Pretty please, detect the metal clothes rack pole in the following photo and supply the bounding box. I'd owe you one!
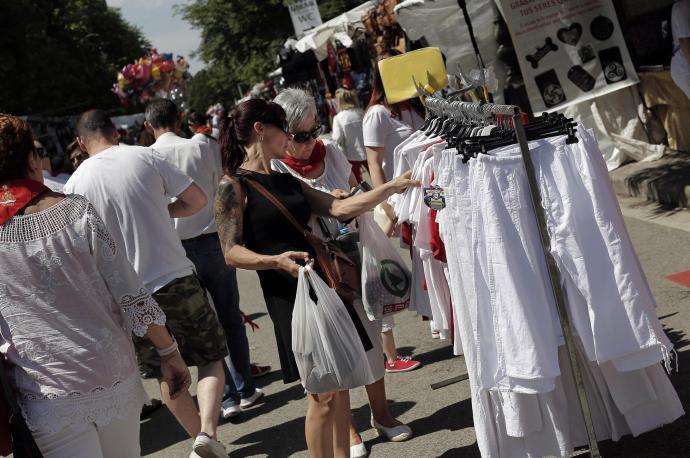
[510,106,602,458]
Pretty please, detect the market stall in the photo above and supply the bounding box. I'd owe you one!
[394,0,682,168]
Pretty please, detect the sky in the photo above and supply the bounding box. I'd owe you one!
[106,0,205,74]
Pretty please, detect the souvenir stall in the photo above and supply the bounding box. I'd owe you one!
[278,2,380,129]
[369,48,684,457]
[393,0,682,168]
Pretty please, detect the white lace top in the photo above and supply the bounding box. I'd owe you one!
[0,195,166,433]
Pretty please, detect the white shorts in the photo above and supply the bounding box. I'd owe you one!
[32,405,140,458]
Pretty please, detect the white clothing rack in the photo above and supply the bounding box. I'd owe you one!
[424,96,602,458]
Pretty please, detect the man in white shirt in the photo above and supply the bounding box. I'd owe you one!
[64,109,228,458]
[146,99,264,420]
[189,111,219,151]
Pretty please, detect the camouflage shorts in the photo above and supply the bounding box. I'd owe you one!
[134,274,228,378]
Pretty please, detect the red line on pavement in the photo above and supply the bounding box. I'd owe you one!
[666,270,690,289]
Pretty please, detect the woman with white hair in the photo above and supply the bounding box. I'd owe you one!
[273,88,414,458]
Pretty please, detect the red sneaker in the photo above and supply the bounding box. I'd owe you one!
[385,356,421,373]
[250,364,271,378]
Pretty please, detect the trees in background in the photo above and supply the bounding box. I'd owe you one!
[0,0,150,116]
[178,0,364,111]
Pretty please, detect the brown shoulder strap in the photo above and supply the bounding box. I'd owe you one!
[243,177,308,235]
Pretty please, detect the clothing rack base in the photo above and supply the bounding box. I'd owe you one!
[430,373,469,390]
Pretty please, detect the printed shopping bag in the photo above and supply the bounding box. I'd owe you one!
[358,213,412,321]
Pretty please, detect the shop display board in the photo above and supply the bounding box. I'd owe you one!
[497,0,638,112]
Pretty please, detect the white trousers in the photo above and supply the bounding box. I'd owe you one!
[32,406,141,458]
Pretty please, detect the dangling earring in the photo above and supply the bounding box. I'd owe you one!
[259,135,264,143]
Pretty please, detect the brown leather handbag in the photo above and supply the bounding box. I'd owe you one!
[244,178,360,305]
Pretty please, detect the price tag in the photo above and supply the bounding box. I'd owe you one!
[423,186,445,210]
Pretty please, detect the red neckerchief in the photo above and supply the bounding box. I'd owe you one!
[195,126,213,136]
[281,140,327,177]
[0,179,52,225]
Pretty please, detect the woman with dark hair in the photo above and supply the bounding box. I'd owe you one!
[214,99,418,457]
[0,114,190,457]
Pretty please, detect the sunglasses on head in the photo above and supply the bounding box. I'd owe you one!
[264,119,290,135]
[292,125,323,144]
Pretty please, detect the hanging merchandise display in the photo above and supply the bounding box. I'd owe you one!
[361,0,406,55]
[384,84,684,456]
[496,0,638,112]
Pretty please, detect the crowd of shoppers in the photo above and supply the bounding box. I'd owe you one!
[0,47,434,458]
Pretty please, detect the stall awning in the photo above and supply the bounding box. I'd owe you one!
[294,1,376,61]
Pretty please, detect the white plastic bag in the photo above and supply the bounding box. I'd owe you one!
[358,213,412,321]
[292,266,369,393]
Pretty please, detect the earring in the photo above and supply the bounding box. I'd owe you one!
[259,135,264,143]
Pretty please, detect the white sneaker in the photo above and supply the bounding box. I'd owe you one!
[240,388,264,409]
[350,442,369,458]
[192,434,227,458]
[221,404,241,420]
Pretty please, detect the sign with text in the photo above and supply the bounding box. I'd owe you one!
[497,0,638,112]
[287,0,323,36]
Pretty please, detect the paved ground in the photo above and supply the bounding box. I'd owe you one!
[141,197,690,458]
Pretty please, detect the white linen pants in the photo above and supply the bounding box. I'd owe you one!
[32,406,141,458]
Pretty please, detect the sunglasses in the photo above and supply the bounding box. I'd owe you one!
[292,125,323,144]
[265,120,290,135]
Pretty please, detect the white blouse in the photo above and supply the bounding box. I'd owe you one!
[0,194,166,433]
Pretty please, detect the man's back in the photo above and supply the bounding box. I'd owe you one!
[64,144,194,292]
[152,132,222,240]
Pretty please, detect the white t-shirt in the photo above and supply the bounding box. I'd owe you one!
[42,170,70,192]
[332,108,367,162]
[192,131,217,147]
[152,132,222,240]
[399,108,425,131]
[271,141,352,238]
[672,0,690,99]
[362,105,414,180]
[64,145,194,292]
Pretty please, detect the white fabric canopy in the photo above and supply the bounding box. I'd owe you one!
[294,1,375,60]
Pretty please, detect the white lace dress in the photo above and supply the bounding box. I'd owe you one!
[0,195,166,434]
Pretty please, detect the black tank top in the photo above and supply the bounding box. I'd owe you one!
[237,170,313,258]
[237,170,372,353]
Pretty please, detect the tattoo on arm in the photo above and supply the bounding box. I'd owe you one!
[214,178,244,256]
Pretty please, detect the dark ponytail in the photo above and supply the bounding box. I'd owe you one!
[219,99,288,175]
[219,115,244,175]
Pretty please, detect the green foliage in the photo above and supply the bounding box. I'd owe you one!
[178,0,364,110]
[0,0,150,116]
